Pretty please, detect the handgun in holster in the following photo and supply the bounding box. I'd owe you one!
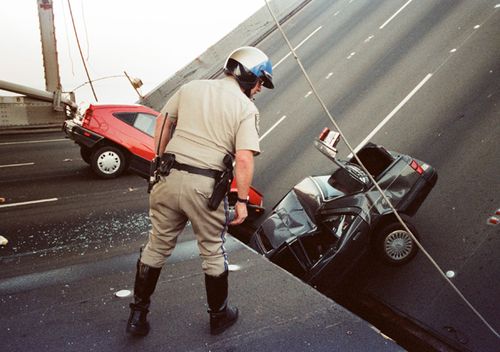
[147,153,176,193]
[208,154,234,211]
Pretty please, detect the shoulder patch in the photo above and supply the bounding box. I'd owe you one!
[255,113,260,134]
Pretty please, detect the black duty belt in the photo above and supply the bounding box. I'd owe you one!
[172,161,222,179]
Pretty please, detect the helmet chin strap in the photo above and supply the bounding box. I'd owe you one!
[244,87,252,98]
[243,78,259,99]
[226,71,256,99]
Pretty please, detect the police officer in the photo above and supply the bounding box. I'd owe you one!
[126,46,274,336]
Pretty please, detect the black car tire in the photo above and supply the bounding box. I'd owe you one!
[91,145,127,178]
[80,146,92,164]
[374,221,419,266]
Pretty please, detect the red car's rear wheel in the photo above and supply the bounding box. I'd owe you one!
[91,145,128,178]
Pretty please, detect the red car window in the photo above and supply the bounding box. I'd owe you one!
[134,113,156,137]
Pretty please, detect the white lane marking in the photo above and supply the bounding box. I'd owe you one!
[0,198,58,209]
[495,4,500,9]
[326,72,334,79]
[364,35,375,43]
[304,91,313,98]
[347,52,356,59]
[0,138,68,146]
[473,25,481,29]
[379,0,413,29]
[274,26,323,68]
[450,48,457,53]
[334,11,340,16]
[0,162,35,168]
[349,73,433,157]
[259,115,287,141]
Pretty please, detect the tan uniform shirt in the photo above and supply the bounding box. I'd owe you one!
[160,76,260,171]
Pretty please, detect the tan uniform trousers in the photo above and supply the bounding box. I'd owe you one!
[141,169,229,277]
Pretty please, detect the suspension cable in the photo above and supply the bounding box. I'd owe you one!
[264,0,499,339]
[67,0,98,101]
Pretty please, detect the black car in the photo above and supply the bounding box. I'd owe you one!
[248,133,437,290]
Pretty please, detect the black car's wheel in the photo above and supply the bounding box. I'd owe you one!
[80,146,92,164]
[374,221,419,266]
[91,145,127,178]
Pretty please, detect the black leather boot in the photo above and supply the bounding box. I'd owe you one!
[205,270,239,335]
[126,260,162,337]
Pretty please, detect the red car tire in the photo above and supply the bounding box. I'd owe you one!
[80,146,92,164]
[91,145,128,179]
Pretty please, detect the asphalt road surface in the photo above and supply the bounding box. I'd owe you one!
[1,0,499,350]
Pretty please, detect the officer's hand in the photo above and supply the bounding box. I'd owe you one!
[230,202,248,225]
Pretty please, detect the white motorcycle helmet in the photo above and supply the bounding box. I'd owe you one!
[224,46,274,97]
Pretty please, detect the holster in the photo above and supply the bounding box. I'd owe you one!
[159,153,176,176]
[208,154,234,211]
[147,156,160,193]
[147,153,176,193]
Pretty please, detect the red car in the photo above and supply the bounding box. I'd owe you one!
[63,104,264,218]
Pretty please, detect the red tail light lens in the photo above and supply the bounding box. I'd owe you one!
[319,127,330,141]
[410,160,424,175]
[82,109,92,127]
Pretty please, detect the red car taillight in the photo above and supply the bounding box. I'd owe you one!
[82,109,93,128]
[410,160,424,175]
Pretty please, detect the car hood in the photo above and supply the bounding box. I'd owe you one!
[258,176,344,249]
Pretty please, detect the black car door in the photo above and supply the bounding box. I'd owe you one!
[305,212,370,288]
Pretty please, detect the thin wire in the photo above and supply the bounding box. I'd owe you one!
[61,2,75,75]
[71,75,125,91]
[80,0,91,61]
[67,0,98,101]
[264,0,499,339]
